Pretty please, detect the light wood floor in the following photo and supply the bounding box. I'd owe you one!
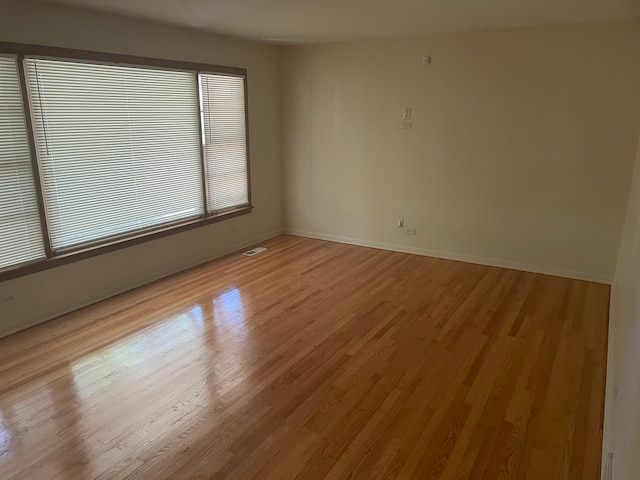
[0,235,609,479]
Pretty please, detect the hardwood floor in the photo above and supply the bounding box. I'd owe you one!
[0,235,609,479]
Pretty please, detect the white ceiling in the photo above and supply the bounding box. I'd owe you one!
[47,0,640,44]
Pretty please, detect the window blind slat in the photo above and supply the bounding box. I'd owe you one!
[0,56,45,269]
[200,74,249,212]
[25,59,204,250]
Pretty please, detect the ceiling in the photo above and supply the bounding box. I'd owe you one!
[47,0,640,44]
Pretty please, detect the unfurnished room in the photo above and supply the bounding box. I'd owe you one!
[0,0,640,479]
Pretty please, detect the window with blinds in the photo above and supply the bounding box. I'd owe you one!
[0,45,251,274]
[199,73,249,213]
[0,56,45,269]
[25,59,205,250]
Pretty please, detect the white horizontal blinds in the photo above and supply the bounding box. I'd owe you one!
[199,73,249,213]
[25,58,204,250]
[0,56,45,269]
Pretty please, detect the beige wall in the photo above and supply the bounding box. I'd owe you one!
[605,134,640,478]
[281,22,640,283]
[0,1,282,337]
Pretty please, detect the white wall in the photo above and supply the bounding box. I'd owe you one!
[604,134,640,478]
[0,1,282,337]
[281,21,640,283]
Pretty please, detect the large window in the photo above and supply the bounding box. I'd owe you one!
[0,43,250,277]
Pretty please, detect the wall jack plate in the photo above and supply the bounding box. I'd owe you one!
[1,295,16,306]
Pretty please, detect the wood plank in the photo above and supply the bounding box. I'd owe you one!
[0,235,610,479]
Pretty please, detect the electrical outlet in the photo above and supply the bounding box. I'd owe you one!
[405,228,417,235]
[401,121,412,130]
[1,295,16,306]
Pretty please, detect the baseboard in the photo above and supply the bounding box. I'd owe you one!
[284,228,611,285]
[1,229,283,339]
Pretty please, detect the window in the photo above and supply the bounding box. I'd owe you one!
[0,43,250,277]
[0,56,45,268]
[200,73,249,212]
[26,59,205,250]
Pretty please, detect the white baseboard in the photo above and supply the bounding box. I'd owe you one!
[1,229,283,339]
[284,228,611,285]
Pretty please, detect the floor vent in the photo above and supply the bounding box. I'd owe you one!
[243,247,267,257]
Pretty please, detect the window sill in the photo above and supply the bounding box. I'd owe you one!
[0,206,253,283]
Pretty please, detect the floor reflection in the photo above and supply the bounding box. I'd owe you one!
[201,287,251,404]
[72,313,200,395]
[212,288,245,329]
[0,370,91,478]
[0,409,13,463]
[50,374,91,479]
[0,287,252,478]
[188,304,205,330]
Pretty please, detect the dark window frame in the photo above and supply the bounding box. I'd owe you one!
[0,41,252,282]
